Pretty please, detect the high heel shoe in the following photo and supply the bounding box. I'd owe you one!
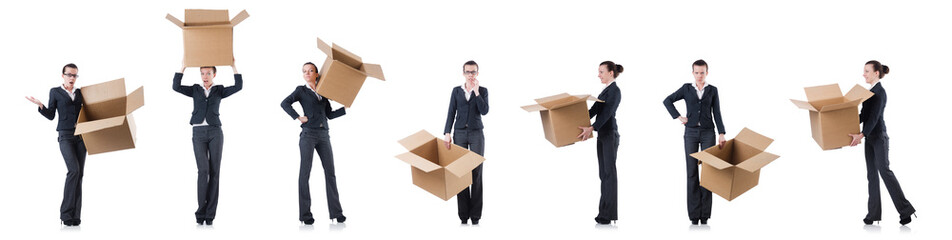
[302,218,315,225]
[595,217,611,225]
[335,216,346,223]
[862,218,875,225]
[899,213,916,225]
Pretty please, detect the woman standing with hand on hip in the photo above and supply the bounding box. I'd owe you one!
[848,60,916,225]
[25,63,85,227]
[281,62,347,225]
[578,61,622,225]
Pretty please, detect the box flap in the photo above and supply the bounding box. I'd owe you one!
[735,128,773,151]
[690,151,733,170]
[398,130,435,150]
[74,116,126,135]
[844,84,874,102]
[790,99,817,111]
[81,78,126,104]
[316,37,332,56]
[330,43,363,69]
[395,152,441,173]
[444,152,485,178]
[520,103,547,112]
[361,63,385,81]
[819,98,862,112]
[736,152,779,172]
[229,9,249,26]
[573,94,604,103]
[125,86,145,114]
[803,84,843,102]
[184,9,230,26]
[166,14,185,28]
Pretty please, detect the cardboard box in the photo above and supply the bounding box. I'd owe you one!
[73,78,145,155]
[521,93,602,147]
[396,130,485,201]
[790,84,874,150]
[690,128,779,201]
[167,9,249,67]
[314,37,385,108]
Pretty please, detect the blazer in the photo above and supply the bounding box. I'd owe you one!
[589,82,621,132]
[39,87,84,131]
[172,72,243,126]
[444,86,489,134]
[663,83,726,134]
[280,85,346,130]
[860,82,888,137]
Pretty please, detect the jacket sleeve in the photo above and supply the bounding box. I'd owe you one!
[591,87,620,130]
[473,87,489,115]
[663,86,684,119]
[860,94,884,137]
[711,88,726,134]
[280,88,301,120]
[222,74,243,98]
[325,98,346,120]
[444,89,458,135]
[172,72,192,96]
[39,89,57,120]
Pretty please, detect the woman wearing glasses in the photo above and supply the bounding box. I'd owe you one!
[444,60,489,225]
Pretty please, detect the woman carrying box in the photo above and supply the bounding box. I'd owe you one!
[578,61,622,225]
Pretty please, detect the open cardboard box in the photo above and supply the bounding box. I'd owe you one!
[790,84,873,150]
[690,128,779,201]
[74,78,145,155]
[314,37,385,108]
[167,9,249,67]
[396,130,485,201]
[521,93,602,147]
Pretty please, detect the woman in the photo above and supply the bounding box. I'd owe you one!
[25,63,85,226]
[281,62,347,225]
[443,60,488,225]
[848,60,916,225]
[579,61,622,225]
[172,61,243,225]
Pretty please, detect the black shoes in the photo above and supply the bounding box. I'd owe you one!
[62,219,80,226]
[204,219,214,225]
[197,218,214,225]
[700,218,708,225]
[595,217,612,225]
[335,216,346,223]
[899,213,916,225]
[460,217,479,225]
[471,218,479,225]
[691,219,699,225]
[461,218,468,224]
[302,218,315,225]
[863,218,876,225]
[197,218,204,225]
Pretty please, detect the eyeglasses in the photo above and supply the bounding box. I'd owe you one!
[64,73,78,78]
[464,70,478,76]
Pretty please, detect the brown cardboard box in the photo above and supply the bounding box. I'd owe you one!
[790,84,874,150]
[690,128,779,201]
[73,78,145,155]
[396,130,485,201]
[167,9,249,67]
[313,37,385,108]
[521,93,602,147]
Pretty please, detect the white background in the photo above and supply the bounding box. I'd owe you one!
[1,0,948,239]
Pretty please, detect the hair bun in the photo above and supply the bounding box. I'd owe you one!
[615,64,624,73]
[881,65,890,75]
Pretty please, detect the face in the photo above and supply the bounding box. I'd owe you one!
[200,68,216,88]
[862,64,878,84]
[598,65,613,84]
[463,64,478,82]
[62,67,78,89]
[303,64,319,83]
[692,65,707,84]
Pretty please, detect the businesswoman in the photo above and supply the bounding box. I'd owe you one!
[172,61,243,225]
[281,62,347,225]
[26,63,85,227]
[662,59,726,225]
[444,60,488,225]
[579,61,622,225]
[848,60,916,225]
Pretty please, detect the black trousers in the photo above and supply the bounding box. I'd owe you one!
[864,133,916,220]
[684,127,714,221]
[453,129,484,221]
[298,128,343,221]
[596,130,619,220]
[192,126,223,220]
[58,130,86,222]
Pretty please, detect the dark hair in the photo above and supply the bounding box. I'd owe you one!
[303,62,319,74]
[200,66,217,74]
[463,60,479,72]
[600,61,624,78]
[62,63,78,74]
[865,60,889,79]
[692,59,708,71]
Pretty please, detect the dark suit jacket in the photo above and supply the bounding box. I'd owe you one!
[860,82,888,137]
[172,72,243,126]
[39,87,83,131]
[589,82,621,132]
[663,83,726,134]
[280,85,346,129]
[444,86,489,134]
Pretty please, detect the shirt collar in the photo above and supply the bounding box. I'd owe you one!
[694,81,707,91]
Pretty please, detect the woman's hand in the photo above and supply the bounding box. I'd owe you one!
[444,133,453,149]
[25,96,44,109]
[298,116,308,124]
[718,134,727,149]
[848,133,864,146]
[578,126,594,141]
[678,116,688,124]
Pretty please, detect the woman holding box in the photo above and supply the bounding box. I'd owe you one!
[578,61,622,225]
